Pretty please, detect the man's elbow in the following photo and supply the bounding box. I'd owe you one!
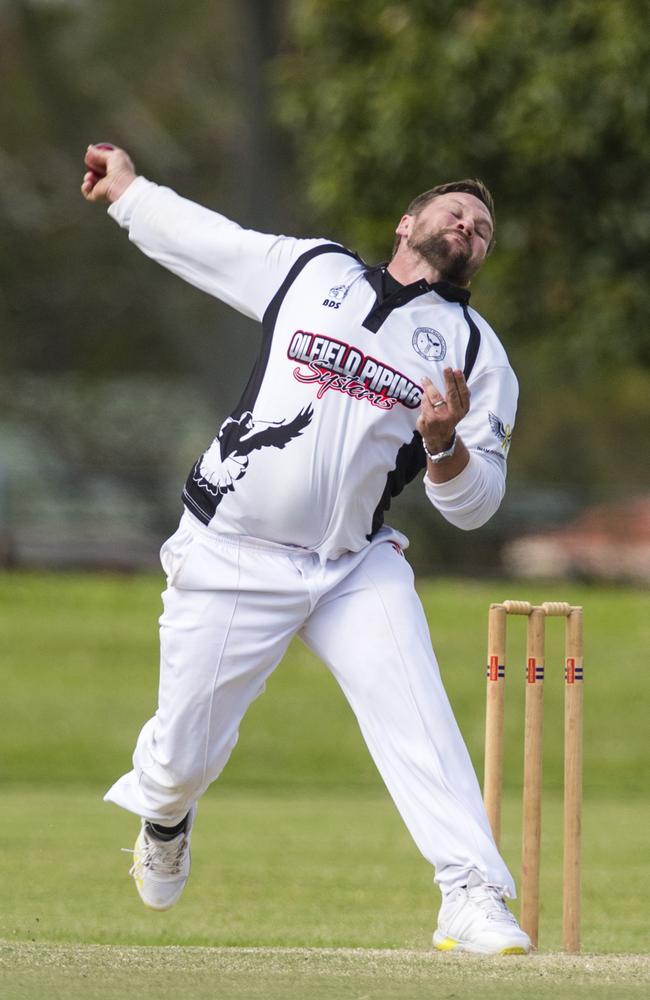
[438,498,502,531]
[427,459,506,530]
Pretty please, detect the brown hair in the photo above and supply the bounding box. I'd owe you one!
[391,178,495,256]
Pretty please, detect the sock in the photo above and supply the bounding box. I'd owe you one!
[147,814,189,841]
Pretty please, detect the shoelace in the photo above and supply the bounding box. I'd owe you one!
[466,882,518,924]
[122,832,188,877]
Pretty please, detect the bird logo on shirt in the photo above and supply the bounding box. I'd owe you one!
[194,405,314,500]
[488,411,513,452]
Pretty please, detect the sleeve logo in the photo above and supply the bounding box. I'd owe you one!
[488,411,513,452]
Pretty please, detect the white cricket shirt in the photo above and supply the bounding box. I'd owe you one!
[109,178,518,561]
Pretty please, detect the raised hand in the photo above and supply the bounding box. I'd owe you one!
[417,367,470,454]
[81,143,137,204]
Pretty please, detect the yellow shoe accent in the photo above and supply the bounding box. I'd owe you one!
[434,936,460,952]
[499,946,527,955]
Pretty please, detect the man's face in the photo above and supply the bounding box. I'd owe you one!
[403,192,494,285]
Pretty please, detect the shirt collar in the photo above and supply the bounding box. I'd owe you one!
[365,263,471,305]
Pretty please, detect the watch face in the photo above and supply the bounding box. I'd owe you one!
[412,326,447,361]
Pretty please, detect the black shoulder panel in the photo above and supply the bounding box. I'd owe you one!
[462,304,481,380]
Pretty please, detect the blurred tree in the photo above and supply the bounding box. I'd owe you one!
[276,0,650,490]
[0,0,304,561]
[0,0,293,400]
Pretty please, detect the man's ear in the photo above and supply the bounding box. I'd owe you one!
[395,213,413,239]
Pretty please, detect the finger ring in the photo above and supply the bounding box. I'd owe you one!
[432,400,446,408]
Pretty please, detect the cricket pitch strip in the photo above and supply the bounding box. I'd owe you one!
[2,942,648,1000]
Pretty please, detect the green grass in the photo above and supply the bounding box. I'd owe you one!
[0,788,648,953]
[0,572,648,996]
[1,573,647,797]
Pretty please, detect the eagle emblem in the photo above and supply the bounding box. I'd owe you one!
[194,405,313,501]
[488,411,513,452]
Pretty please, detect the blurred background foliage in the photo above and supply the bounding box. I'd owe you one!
[1,0,649,572]
[276,0,650,488]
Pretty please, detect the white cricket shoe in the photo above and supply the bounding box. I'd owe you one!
[128,806,195,911]
[433,872,531,955]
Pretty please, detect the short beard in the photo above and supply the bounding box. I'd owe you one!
[407,228,474,286]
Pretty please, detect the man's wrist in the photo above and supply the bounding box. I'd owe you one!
[107,171,137,204]
[107,176,152,227]
[422,430,457,463]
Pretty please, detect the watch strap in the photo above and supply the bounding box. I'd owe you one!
[422,430,457,463]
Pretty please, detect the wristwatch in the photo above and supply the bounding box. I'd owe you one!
[422,430,457,463]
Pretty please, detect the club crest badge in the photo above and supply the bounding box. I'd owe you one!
[412,327,447,361]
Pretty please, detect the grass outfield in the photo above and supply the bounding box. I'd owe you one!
[0,572,648,995]
[1,572,647,797]
[0,788,648,952]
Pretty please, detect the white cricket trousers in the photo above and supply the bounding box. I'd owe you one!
[105,510,515,897]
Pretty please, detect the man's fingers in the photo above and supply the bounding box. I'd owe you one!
[420,375,445,406]
[443,367,470,414]
[84,144,134,177]
[81,170,114,203]
[421,370,469,415]
[444,367,464,397]
[85,145,112,172]
[81,175,104,201]
[81,170,99,200]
